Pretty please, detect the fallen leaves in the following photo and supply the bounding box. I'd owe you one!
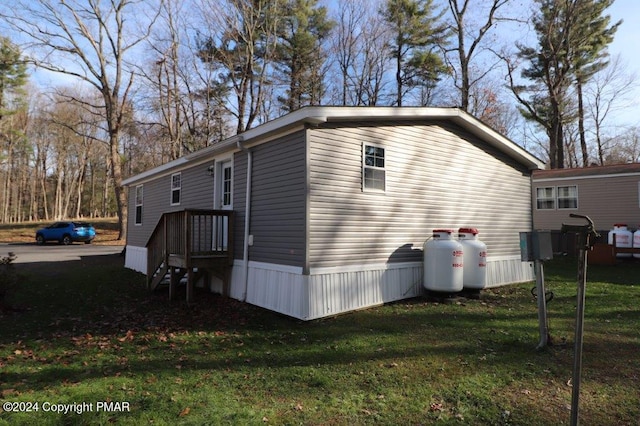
[429,402,444,412]
[117,330,135,342]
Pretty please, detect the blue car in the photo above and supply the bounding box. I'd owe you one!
[35,221,96,245]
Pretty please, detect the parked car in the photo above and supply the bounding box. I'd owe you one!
[35,221,96,245]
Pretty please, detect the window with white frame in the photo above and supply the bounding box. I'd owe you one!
[536,187,555,209]
[557,185,578,209]
[363,144,386,191]
[135,185,143,225]
[222,164,232,207]
[171,172,181,205]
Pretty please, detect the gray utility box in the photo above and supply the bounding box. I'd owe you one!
[519,231,553,261]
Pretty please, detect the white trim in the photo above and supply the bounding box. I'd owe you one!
[535,184,578,210]
[486,254,525,262]
[535,186,556,210]
[245,260,304,275]
[534,172,640,183]
[557,184,578,210]
[310,261,421,275]
[170,172,181,206]
[134,184,143,225]
[362,142,386,192]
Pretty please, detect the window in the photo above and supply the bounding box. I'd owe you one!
[536,187,555,209]
[171,173,181,205]
[363,144,386,191]
[557,185,578,209]
[135,185,143,225]
[222,164,232,207]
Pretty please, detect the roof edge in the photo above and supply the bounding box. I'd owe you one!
[122,106,544,186]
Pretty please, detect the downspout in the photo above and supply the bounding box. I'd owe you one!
[237,138,252,302]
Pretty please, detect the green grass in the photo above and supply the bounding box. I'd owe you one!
[0,255,639,425]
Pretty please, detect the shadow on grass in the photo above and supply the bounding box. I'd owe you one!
[1,255,638,403]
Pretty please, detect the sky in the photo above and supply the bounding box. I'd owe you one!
[25,0,640,129]
[599,0,640,126]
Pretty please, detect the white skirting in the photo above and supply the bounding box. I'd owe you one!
[230,256,534,321]
[124,245,147,274]
[125,247,533,320]
[485,255,535,287]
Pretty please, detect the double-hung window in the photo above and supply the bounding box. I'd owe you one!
[171,172,181,205]
[135,185,143,225]
[536,187,555,210]
[536,185,578,209]
[557,185,578,209]
[363,144,386,192]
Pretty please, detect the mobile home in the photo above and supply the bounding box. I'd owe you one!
[123,106,544,320]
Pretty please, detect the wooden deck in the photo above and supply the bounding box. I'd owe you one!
[145,209,234,303]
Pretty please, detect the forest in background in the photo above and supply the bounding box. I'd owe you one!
[0,0,637,238]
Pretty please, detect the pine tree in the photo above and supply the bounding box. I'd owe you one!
[510,0,574,169]
[569,0,620,166]
[196,0,281,133]
[381,0,449,106]
[276,0,335,111]
[0,37,27,121]
[510,0,619,169]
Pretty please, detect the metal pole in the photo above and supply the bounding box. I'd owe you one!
[570,244,588,426]
[535,259,549,350]
[561,214,598,426]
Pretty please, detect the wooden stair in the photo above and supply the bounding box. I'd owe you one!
[145,209,234,303]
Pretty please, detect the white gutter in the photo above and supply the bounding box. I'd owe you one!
[237,138,252,302]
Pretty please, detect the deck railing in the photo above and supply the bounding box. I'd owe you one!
[145,209,234,289]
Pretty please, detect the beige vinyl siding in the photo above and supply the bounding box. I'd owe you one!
[126,162,215,247]
[308,121,532,268]
[533,174,640,231]
[237,130,307,267]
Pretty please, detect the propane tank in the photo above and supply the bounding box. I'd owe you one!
[633,227,640,259]
[458,228,487,289]
[423,229,464,292]
[608,224,633,258]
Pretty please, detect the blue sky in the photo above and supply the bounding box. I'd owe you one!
[603,0,640,126]
[27,0,640,129]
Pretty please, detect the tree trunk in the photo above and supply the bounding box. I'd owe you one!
[576,80,589,167]
[110,133,128,239]
[396,49,403,107]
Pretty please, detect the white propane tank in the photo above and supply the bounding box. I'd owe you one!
[634,227,640,259]
[423,229,464,293]
[458,228,487,289]
[608,224,633,258]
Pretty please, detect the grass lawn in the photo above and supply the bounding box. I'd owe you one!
[0,247,638,425]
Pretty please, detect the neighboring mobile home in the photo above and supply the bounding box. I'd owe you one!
[122,106,544,320]
[532,163,640,250]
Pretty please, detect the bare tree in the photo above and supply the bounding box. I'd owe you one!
[585,55,637,165]
[152,0,185,161]
[444,0,511,112]
[0,0,161,238]
[329,0,391,106]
